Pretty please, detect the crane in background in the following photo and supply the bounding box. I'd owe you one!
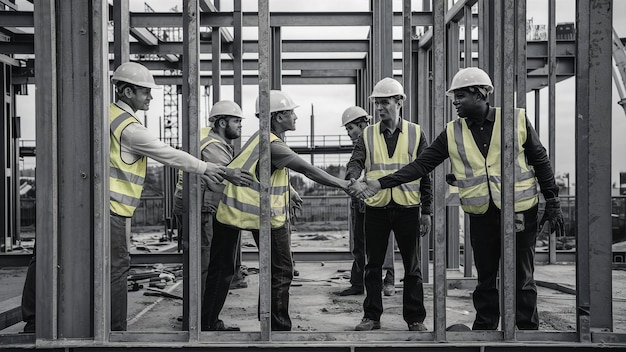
[613,27,626,116]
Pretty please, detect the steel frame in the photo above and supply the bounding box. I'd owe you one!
[0,0,621,349]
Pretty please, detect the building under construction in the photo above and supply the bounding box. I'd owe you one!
[1,0,626,350]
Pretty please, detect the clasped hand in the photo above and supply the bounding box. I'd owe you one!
[346,179,382,200]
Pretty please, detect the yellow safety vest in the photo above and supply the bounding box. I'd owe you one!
[363,119,422,207]
[109,104,147,217]
[446,108,539,214]
[216,131,290,230]
[175,128,214,193]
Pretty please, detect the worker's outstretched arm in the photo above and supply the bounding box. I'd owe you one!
[285,156,350,192]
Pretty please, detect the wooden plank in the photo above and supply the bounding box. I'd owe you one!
[0,296,22,330]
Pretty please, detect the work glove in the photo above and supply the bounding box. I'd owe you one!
[539,198,565,237]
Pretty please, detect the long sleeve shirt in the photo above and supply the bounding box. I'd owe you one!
[345,120,433,214]
[114,101,208,175]
[378,106,559,200]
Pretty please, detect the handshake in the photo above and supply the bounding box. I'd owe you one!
[345,178,382,200]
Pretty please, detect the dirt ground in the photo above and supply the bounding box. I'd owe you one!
[122,228,626,333]
[2,227,626,334]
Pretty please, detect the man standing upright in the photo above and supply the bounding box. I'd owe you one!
[346,78,433,332]
[107,63,251,331]
[338,106,396,297]
[360,67,564,330]
[210,90,352,331]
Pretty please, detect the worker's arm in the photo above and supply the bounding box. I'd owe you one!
[285,156,350,191]
[345,136,366,180]
[523,117,559,199]
[122,123,225,183]
[269,140,350,191]
[359,129,450,198]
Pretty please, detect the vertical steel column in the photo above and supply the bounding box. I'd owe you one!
[232,0,242,152]
[463,3,475,279]
[534,89,541,137]
[112,0,129,69]
[417,47,430,282]
[402,0,412,121]
[93,0,110,342]
[432,0,447,340]
[548,0,556,169]
[477,0,489,76]
[500,0,517,341]
[380,0,393,79]
[464,5,472,68]
[446,20,460,270]
[34,0,58,339]
[271,27,282,90]
[57,0,99,338]
[182,0,202,340]
[257,0,272,340]
[515,0,526,108]
[575,0,613,338]
[411,49,419,123]
[371,0,381,94]
[491,0,502,107]
[212,22,221,103]
[356,69,363,107]
[365,51,370,107]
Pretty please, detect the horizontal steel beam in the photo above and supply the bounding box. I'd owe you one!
[0,250,577,268]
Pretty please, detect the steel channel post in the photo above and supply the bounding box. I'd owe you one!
[182,0,202,340]
[500,0,517,341]
[257,0,272,340]
[432,0,447,341]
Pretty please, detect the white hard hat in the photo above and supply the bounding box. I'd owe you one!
[446,67,494,98]
[111,62,160,89]
[369,77,406,101]
[209,100,244,122]
[341,106,371,127]
[255,90,299,115]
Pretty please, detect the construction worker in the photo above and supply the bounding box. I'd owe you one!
[359,67,564,330]
[107,62,252,331]
[346,78,432,332]
[18,62,250,332]
[173,100,248,307]
[209,90,351,331]
[338,106,397,297]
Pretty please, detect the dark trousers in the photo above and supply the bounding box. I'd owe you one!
[469,203,539,330]
[21,215,131,331]
[363,206,426,324]
[110,214,130,331]
[349,200,395,289]
[252,226,293,331]
[175,211,214,298]
[21,247,36,327]
[201,219,240,330]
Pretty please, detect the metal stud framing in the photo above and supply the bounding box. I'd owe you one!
[0,0,624,349]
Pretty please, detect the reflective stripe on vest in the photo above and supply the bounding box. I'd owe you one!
[216,131,290,230]
[109,104,147,217]
[446,108,538,214]
[363,119,422,207]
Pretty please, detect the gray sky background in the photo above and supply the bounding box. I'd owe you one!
[15,0,626,187]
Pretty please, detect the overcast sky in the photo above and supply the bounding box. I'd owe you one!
[15,0,626,187]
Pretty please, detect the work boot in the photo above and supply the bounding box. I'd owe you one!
[383,283,396,296]
[338,286,364,296]
[205,319,240,331]
[355,318,381,331]
[408,321,428,331]
[229,279,248,289]
[21,321,35,334]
